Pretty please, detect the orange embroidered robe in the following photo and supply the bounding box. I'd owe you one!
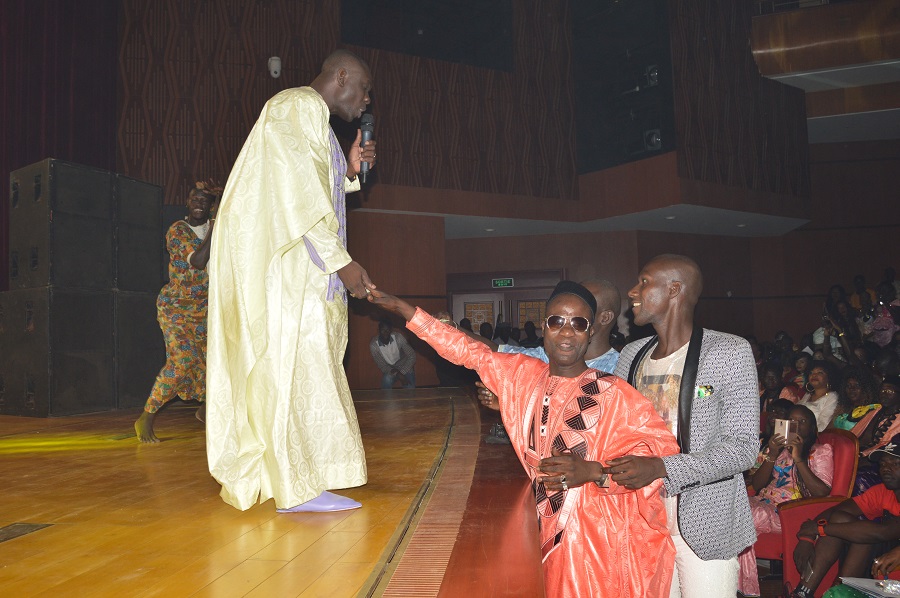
[407,309,680,597]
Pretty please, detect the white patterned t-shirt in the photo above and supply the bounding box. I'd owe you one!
[634,342,689,535]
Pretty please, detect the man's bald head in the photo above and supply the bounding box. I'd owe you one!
[645,254,703,307]
[321,49,370,77]
[581,279,621,327]
[311,49,373,122]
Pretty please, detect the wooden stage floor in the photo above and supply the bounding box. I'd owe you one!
[0,388,543,598]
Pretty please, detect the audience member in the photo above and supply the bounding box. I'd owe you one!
[797,361,840,431]
[479,321,494,341]
[739,405,833,596]
[760,363,797,412]
[611,254,759,598]
[780,352,805,401]
[504,281,619,370]
[369,318,417,389]
[831,366,881,430]
[459,317,473,332]
[849,274,877,311]
[135,180,219,443]
[368,281,681,597]
[868,282,899,348]
[850,376,900,494]
[825,284,848,320]
[493,322,518,346]
[520,320,542,348]
[874,348,900,380]
[475,280,623,413]
[800,333,816,356]
[747,335,764,372]
[791,353,813,391]
[775,331,796,354]
[822,315,865,368]
[789,435,900,597]
[755,399,797,465]
[885,267,900,301]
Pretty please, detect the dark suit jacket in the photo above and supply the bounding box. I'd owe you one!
[614,327,758,560]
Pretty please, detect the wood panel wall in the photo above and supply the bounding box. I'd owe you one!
[748,140,900,341]
[0,0,118,291]
[116,0,576,204]
[669,1,809,201]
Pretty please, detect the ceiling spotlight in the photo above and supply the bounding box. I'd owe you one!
[736,223,746,228]
[664,216,676,220]
[484,228,495,232]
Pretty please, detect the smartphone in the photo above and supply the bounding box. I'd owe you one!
[774,418,797,443]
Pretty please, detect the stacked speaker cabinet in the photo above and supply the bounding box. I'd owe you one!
[572,0,675,173]
[8,160,114,290]
[113,175,165,410]
[0,287,114,416]
[2,159,165,416]
[115,175,164,292]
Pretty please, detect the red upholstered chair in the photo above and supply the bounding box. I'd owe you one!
[771,429,860,596]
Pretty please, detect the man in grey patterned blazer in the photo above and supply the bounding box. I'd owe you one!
[606,254,758,598]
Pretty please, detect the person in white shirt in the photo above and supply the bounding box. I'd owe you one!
[369,318,417,388]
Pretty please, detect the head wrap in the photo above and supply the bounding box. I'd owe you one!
[191,179,223,200]
[547,281,597,320]
[871,432,900,461]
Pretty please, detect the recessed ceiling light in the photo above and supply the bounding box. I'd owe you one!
[736,223,746,228]
[484,228,495,232]
[664,216,676,220]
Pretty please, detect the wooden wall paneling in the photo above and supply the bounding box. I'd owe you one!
[577,153,681,220]
[668,0,808,202]
[808,141,900,229]
[362,184,581,223]
[116,0,577,207]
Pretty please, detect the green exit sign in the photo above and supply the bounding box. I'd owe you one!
[492,278,515,288]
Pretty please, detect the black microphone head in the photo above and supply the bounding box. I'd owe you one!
[361,113,375,131]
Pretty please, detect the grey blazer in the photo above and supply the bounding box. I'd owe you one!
[614,327,758,560]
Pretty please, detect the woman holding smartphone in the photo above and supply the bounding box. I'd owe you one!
[738,405,834,596]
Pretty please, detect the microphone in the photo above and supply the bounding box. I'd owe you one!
[359,113,374,183]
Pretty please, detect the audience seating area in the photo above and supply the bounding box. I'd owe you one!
[741,271,899,596]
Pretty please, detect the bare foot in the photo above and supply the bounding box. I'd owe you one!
[134,411,159,443]
[195,403,206,423]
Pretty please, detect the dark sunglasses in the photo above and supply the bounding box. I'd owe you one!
[545,315,592,333]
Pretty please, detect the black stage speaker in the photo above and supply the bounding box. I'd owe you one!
[115,175,164,292]
[115,290,165,409]
[572,0,675,173]
[0,287,114,416]
[8,159,114,290]
[3,160,167,416]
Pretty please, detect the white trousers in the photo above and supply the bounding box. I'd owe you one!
[669,533,739,598]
